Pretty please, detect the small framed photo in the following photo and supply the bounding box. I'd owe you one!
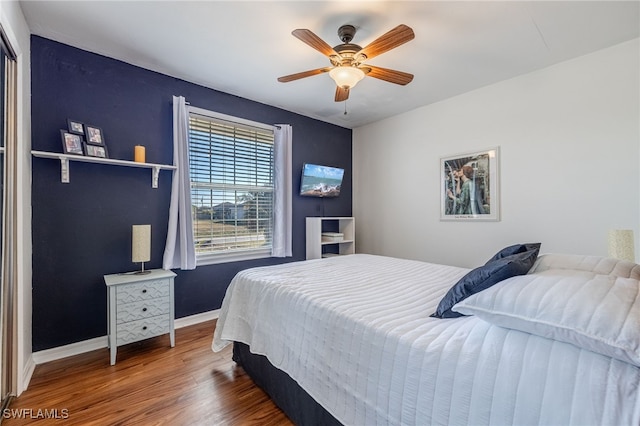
[67,119,85,135]
[85,125,105,145]
[440,147,500,221]
[85,143,109,159]
[60,130,84,155]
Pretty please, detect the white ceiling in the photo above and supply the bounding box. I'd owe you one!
[19,1,640,129]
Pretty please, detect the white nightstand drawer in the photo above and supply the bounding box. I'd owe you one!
[116,279,170,303]
[116,297,171,324]
[116,314,171,345]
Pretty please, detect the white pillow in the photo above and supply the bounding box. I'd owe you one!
[531,253,640,279]
[453,269,640,366]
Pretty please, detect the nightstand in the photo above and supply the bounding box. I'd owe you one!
[104,269,176,365]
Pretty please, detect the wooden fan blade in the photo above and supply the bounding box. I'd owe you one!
[335,86,350,102]
[292,29,339,57]
[358,24,415,60]
[278,67,333,83]
[364,65,414,85]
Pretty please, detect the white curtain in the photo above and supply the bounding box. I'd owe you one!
[272,124,292,257]
[163,96,196,270]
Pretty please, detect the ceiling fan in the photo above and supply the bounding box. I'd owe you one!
[278,24,415,102]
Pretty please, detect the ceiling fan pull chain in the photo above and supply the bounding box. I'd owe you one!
[344,99,348,115]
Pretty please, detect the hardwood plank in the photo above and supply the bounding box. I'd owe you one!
[2,320,293,425]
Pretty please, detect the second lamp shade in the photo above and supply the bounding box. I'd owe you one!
[608,229,635,262]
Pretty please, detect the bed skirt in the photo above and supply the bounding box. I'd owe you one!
[232,342,342,426]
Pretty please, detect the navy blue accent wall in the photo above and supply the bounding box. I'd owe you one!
[31,36,352,351]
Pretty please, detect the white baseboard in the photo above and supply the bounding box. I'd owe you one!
[31,309,220,366]
[32,336,108,365]
[175,309,219,329]
[19,355,36,395]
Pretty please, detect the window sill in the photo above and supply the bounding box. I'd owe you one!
[196,248,272,266]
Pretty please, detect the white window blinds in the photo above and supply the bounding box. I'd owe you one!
[188,112,274,256]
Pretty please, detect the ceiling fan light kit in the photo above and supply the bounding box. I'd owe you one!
[329,66,365,89]
[278,24,415,102]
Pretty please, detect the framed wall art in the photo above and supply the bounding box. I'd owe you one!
[85,143,109,159]
[60,130,84,156]
[67,119,85,135]
[85,125,105,145]
[440,147,500,221]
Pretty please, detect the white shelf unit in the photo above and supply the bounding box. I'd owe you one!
[31,150,176,188]
[306,216,355,260]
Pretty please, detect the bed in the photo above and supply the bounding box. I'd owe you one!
[212,252,640,425]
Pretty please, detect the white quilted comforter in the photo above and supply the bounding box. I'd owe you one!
[212,254,640,425]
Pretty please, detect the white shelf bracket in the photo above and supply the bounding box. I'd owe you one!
[60,157,70,183]
[152,166,160,189]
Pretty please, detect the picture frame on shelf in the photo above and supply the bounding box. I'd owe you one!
[85,125,105,145]
[60,130,84,156]
[85,143,109,159]
[67,119,85,135]
[440,147,500,221]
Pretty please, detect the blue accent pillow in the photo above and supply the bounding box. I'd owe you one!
[485,243,541,262]
[430,243,541,319]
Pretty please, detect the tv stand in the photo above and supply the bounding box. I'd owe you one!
[306,217,355,260]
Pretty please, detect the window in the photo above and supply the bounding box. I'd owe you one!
[188,108,275,264]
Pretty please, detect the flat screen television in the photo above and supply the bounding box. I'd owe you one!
[300,163,344,198]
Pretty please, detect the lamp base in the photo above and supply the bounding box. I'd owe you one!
[133,262,151,275]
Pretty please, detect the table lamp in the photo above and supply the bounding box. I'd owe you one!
[132,224,151,274]
[608,229,635,262]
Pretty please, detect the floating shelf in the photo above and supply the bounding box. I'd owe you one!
[31,150,177,188]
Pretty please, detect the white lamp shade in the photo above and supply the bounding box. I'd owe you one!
[329,66,365,89]
[132,225,151,263]
[608,229,635,262]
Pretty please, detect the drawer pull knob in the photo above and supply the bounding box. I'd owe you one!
[142,307,147,312]
[142,326,147,330]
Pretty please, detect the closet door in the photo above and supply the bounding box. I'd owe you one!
[0,26,17,409]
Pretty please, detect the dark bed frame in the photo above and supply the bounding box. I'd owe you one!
[232,342,342,426]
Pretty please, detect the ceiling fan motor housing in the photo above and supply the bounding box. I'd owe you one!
[338,25,356,43]
[333,25,365,66]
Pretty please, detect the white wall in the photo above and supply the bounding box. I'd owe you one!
[0,0,33,394]
[354,39,639,268]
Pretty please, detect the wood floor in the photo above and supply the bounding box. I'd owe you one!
[3,320,293,425]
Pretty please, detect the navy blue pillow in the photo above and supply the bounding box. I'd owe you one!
[485,243,541,263]
[430,243,541,319]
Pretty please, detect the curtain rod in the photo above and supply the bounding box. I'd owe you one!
[173,96,190,106]
[180,98,289,129]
